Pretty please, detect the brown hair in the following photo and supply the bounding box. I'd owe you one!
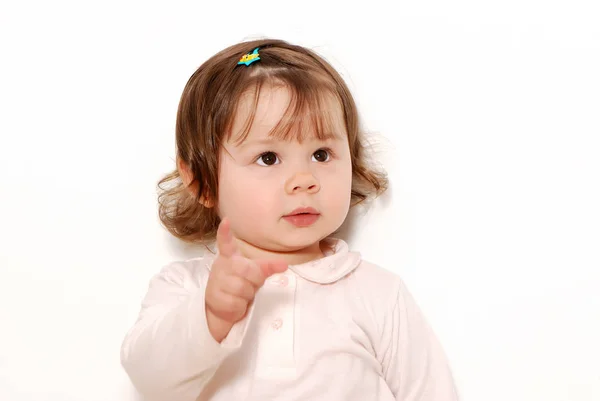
[158,39,388,244]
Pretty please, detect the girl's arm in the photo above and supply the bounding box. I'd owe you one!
[379,279,459,401]
[120,260,253,401]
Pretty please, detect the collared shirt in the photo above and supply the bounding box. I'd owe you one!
[121,239,458,401]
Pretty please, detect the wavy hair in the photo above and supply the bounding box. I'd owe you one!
[158,39,388,244]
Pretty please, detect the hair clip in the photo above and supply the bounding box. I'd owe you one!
[237,48,260,66]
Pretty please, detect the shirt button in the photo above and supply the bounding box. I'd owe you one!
[271,318,283,330]
[271,275,289,287]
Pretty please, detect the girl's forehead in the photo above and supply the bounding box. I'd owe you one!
[227,84,346,145]
[235,86,291,131]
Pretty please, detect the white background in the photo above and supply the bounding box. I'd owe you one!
[1,1,599,400]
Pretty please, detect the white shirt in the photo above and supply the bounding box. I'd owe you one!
[121,239,458,401]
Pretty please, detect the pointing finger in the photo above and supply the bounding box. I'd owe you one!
[216,218,238,258]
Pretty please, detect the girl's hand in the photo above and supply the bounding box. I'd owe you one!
[205,218,288,342]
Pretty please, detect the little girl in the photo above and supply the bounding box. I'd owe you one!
[121,39,458,401]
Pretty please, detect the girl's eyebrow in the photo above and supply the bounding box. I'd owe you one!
[237,133,342,149]
[237,138,279,148]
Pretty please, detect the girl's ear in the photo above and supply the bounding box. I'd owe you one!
[177,157,215,208]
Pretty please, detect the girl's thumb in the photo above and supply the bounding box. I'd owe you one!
[259,260,288,278]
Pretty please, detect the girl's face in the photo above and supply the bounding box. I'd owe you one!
[217,85,353,264]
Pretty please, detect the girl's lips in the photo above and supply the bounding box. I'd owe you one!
[283,213,320,227]
[284,207,319,216]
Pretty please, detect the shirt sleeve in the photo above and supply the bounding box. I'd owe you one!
[379,279,459,401]
[120,259,255,401]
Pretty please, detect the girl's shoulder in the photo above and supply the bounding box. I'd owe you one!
[346,259,431,335]
[349,258,406,300]
[150,253,217,290]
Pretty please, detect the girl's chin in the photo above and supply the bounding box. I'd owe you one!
[253,235,326,254]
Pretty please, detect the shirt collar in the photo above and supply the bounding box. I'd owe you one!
[204,238,361,285]
[287,238,361,284]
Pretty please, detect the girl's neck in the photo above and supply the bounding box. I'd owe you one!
[234,238,329,266]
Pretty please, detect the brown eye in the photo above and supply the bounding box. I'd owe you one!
[312,149,330,162]
[257,152,280,166]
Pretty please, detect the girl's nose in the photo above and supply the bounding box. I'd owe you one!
[284,172,320,194]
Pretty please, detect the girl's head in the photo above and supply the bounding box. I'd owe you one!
[159,39,387,251]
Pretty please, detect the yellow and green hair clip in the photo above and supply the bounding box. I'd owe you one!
[237,47,260,66]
